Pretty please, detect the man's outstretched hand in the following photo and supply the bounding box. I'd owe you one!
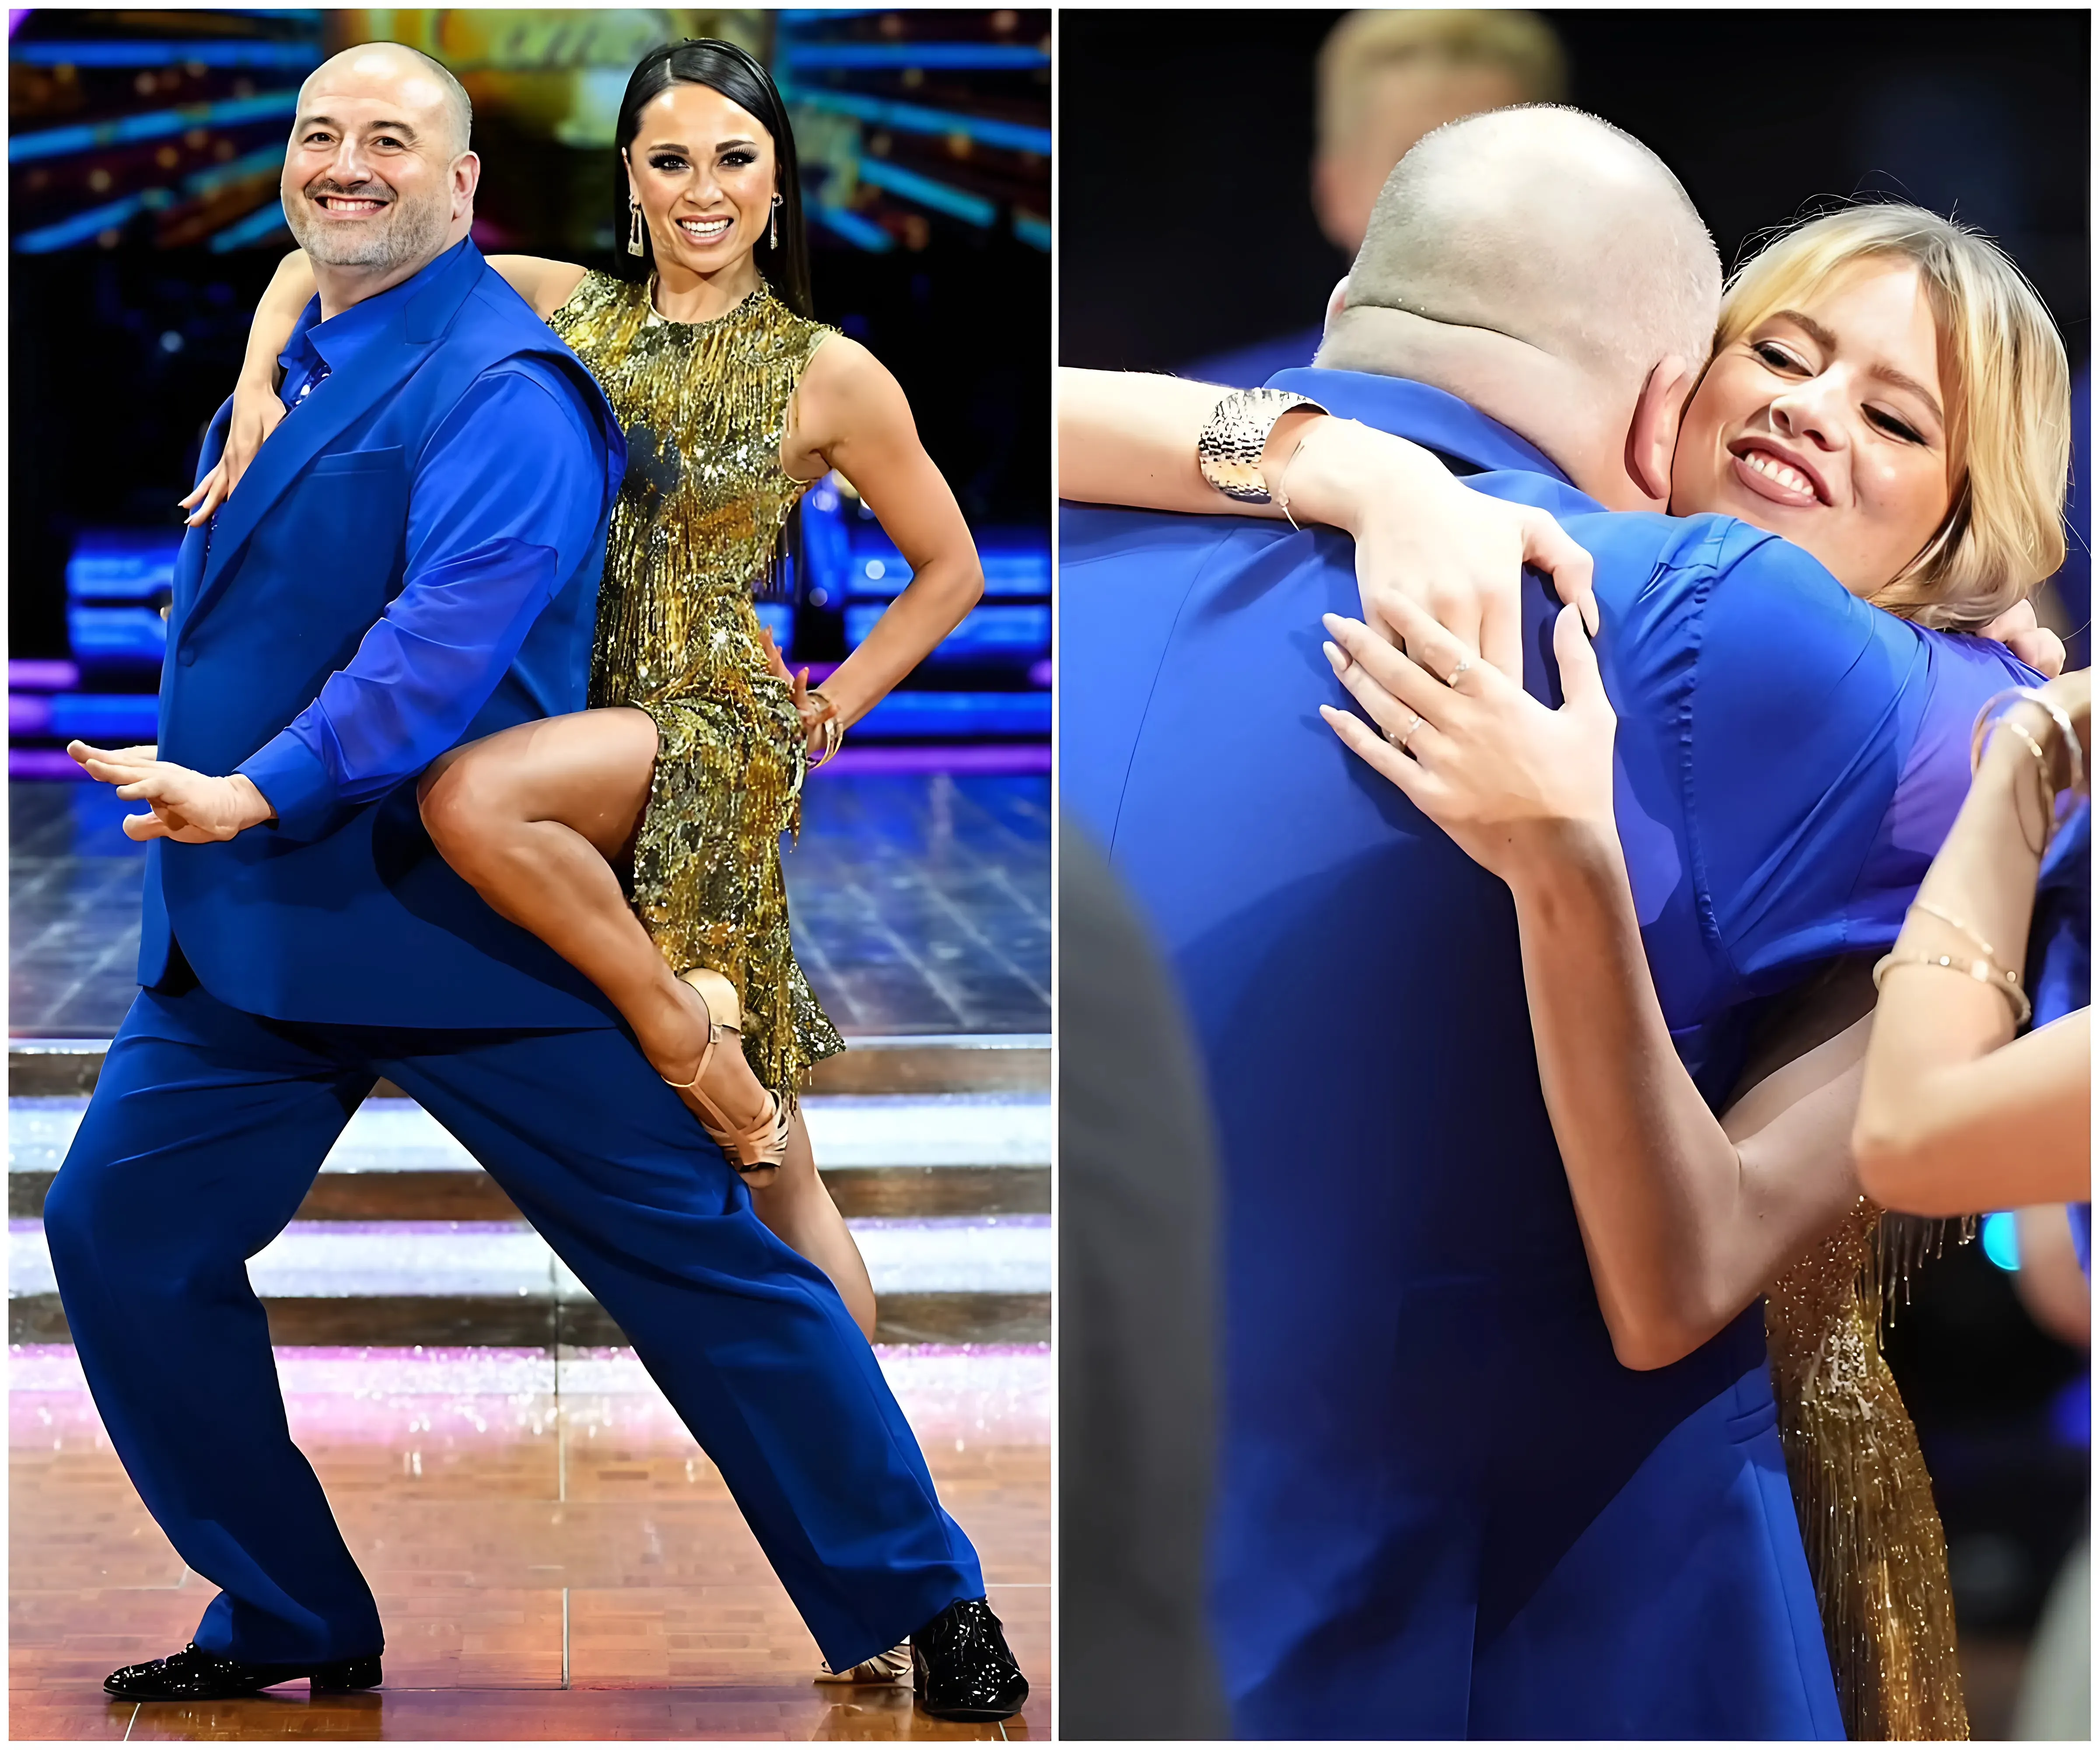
[66,742,276,842]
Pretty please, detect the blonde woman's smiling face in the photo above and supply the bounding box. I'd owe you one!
[1670,258,1955,598]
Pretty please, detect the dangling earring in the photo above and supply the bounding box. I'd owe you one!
[626,199,645,257]
[769,192,782,251]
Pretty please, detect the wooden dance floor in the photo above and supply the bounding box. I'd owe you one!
[10,1346,1050,1741]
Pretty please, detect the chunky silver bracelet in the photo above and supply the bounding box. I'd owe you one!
[1195,387,1327,504]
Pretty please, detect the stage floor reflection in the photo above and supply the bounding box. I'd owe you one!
[10,1344,1049,1741]
[9,771,1052,1041]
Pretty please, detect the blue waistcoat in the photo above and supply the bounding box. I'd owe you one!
[143,241,628,1030]
[1062,367,2034,1738]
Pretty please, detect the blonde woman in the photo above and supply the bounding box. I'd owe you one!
[1062,203,2071,1737]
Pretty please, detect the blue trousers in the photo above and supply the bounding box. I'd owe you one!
[44,977,983,1671]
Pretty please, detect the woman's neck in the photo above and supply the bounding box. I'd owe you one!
[650,254,763,324]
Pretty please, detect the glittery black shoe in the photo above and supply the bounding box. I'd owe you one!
[103,1642,382,1701]
[910,1598,1028,1722]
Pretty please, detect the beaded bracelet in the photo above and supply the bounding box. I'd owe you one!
[1872,949,2032,1029]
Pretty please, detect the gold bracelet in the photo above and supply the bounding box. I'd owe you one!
[1972,686,2086,794]
[807,687,844,769]
[1908,898,2009,970]
[1872,949,2033,1029]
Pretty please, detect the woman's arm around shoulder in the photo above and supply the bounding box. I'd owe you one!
[485,256,591,321]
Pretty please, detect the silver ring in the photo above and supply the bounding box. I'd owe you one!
[1444,658,1473,689]
[1386,710,1421,752]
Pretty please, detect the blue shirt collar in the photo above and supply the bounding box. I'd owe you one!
[1266,366,1570,483]
[281,237,477,382]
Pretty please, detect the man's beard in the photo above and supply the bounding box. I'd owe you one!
[286,178,450,272]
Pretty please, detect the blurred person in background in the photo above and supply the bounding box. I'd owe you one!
[1060,822,1230,1741]
[1186,9,1566,388]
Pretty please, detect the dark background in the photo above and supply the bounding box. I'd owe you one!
[1061,10,2088,377]
[1062,10,2090,1734]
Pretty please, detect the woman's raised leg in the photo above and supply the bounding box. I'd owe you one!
[417,709,781,1174]
[750,1110,879,1341]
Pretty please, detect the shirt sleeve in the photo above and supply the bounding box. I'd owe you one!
[1623,519,2038,1001]
[237,361,608,840]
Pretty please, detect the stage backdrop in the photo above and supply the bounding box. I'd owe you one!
[10,6,1050,763]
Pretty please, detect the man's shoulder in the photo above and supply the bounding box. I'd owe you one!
[1060,502,1322,578]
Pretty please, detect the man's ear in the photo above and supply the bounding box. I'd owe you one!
[453,149,483,210]
[1624,354,1694,509]
[1323,275,1349,340]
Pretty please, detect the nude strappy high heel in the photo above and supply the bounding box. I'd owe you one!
[661,968,791,1174]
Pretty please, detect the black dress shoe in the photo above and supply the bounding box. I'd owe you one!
[910,1597,1028,1722]
[104,1642,382,1701]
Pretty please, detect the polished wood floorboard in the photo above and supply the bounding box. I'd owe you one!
[12,1362,1048,1740]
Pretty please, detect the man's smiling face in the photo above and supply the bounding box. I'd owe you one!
[280,46,474,275]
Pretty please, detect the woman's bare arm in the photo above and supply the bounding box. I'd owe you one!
[179,250,316,522]
[1321,598,1872,1370]
[780,335,982,735]
[186,251,591,526]
[1855,672,2091,1214]
[1510,830,1868,1368]
[484,255,590,320]
[1058,366,1594,680]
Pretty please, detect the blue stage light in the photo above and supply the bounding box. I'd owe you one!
[809,203,895,253]
[210,201,291,252]
[11,90,301,163]
[778,43,1047,71]
[15,192,150,252]
[788,90,1050,157]
[2049,1375,2090,1448]
[12,40,322,69]
[1980,1211,2020,1271]
[854,158,996,228]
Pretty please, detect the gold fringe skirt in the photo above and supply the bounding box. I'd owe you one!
[1766,1202,1970,1740]
[626,678,845,1098]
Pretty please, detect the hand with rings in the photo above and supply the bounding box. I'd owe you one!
[1318,595,1619,885]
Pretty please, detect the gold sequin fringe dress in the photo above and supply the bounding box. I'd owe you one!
[550,272,846,1096]
[1765,1201,1972,1739]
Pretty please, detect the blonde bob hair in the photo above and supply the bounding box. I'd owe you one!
[1714,203,2070,631]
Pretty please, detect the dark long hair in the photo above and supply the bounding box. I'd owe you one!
[610,38,814,320]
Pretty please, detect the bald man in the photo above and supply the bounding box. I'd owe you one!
[1062,106,2034,1736]
[54,42,1024,1718]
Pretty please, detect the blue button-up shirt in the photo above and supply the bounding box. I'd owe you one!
[237,243,607,820]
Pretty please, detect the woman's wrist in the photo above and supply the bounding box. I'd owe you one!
[1494,816,1628,903]
[1270,415,1446,538]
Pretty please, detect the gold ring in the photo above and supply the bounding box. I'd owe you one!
[1445,658,1473,689]
[1387,711,1421,752]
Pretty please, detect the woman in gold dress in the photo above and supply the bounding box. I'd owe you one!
[202,41,985,1346]
[1060,206,2073,1737]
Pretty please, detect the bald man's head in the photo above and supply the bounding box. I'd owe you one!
[1336,106,1720,388]
[298,43,472,158]
[283,42,480,296]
